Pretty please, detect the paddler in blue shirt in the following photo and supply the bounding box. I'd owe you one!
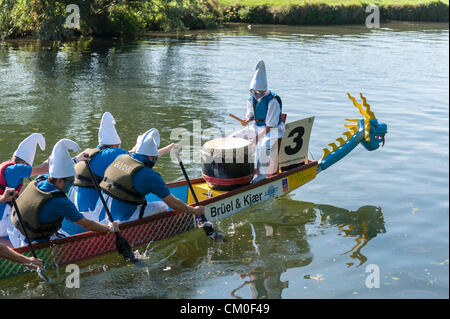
[7,139,119,248]
[0,133,49,245]
[230,60,286,182]
[94,128,204,223]
[62,112,128,235]
[0,187,42,269]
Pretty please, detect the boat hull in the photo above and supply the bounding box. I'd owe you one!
[0,161,317,280]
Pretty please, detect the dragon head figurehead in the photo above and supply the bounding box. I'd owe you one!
[346,93,387,151]
[318,93,388,172]
[362,118,387,151]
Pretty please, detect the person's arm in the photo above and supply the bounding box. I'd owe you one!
[161,194,204,215]
[30,159,49,177]
[158,143,177,157]
[75,218,119,233]
[0,244,42,269]
[244,100,255,126]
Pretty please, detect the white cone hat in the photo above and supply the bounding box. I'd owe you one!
[98,112,121,145]
[49,139,80,178]
[13,133,46,166]
[249,60,268,91]
[135,128,160,157]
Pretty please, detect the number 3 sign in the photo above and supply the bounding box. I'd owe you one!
[278,116,315,168]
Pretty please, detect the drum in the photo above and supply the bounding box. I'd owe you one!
[201,138,255,190]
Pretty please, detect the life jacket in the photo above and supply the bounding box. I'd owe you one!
[10,176,65,240]
[99,154,147,205]
[251,91,283,127]
[0,161,24,196]
[73,147,103,188]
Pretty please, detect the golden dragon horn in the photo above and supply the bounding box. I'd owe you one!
[347,93,370,119]
[360,93,376,120]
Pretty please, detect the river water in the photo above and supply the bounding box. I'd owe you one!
[0,22,448,299]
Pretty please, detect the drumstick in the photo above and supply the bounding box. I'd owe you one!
[229,114,245,125]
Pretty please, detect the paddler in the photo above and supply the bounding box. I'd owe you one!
[94,128,204,223]
[230,60,286,182]
[0,188,42,268]
[7,139,119,248]
[62,112,129,235]
[0,133,48,244]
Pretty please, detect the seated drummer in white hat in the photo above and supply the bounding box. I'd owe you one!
[7,139,119,248]
[230,60,286,182]
[94,128,204,223]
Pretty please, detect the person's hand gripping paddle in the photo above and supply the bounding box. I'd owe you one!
[173,145,226,242]
[10,197,53,283]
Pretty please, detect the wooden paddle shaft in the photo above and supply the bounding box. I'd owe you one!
[85,161,115,224]
[11,199,38,259]
[174,146,209,225]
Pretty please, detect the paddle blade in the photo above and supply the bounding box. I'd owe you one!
[115,232,137,263]
[202,222,227,243]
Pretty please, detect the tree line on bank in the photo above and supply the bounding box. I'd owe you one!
[0,0,448,40]
[0,0,220,40]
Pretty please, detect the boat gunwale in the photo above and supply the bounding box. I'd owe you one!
[11,160,317,255]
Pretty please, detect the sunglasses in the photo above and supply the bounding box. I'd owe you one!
[250,90,266,94]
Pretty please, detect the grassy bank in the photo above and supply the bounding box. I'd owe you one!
[0,0,448,40]
[218,1,449,24]
[218,0,449,6]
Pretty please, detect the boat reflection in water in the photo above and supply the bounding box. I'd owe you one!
[221,200,386,299]
[316,204,386,268]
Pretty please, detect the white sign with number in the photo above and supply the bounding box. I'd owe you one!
[278,116,315,168]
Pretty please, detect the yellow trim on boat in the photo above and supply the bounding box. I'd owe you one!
[187,182,227,204]
[287,165,316,191]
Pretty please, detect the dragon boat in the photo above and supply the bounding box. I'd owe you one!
[0,93,387,280]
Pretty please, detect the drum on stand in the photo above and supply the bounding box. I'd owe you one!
[201,138,255,190]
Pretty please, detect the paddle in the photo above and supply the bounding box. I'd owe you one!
[84,160,137,263]
[173,146,226,242]
[10,197,50,282]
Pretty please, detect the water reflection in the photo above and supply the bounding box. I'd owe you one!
[223,200,386,299]
[232,263,289,299]
[1,37,219,182]
[317,204,386,268]
[146,200,386,299]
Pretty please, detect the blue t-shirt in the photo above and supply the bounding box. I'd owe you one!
[0,163,32,220]
[69,146,128,212]
[4,163,32,188]
[36,176,84,225]
[90,146,129,178]
[104,153,171,222]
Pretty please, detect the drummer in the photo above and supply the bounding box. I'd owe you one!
[230,60,286,182]
[93,128,204,223]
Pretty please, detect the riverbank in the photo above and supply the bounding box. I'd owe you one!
[0,0,448,40]
[219,1,449,25]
